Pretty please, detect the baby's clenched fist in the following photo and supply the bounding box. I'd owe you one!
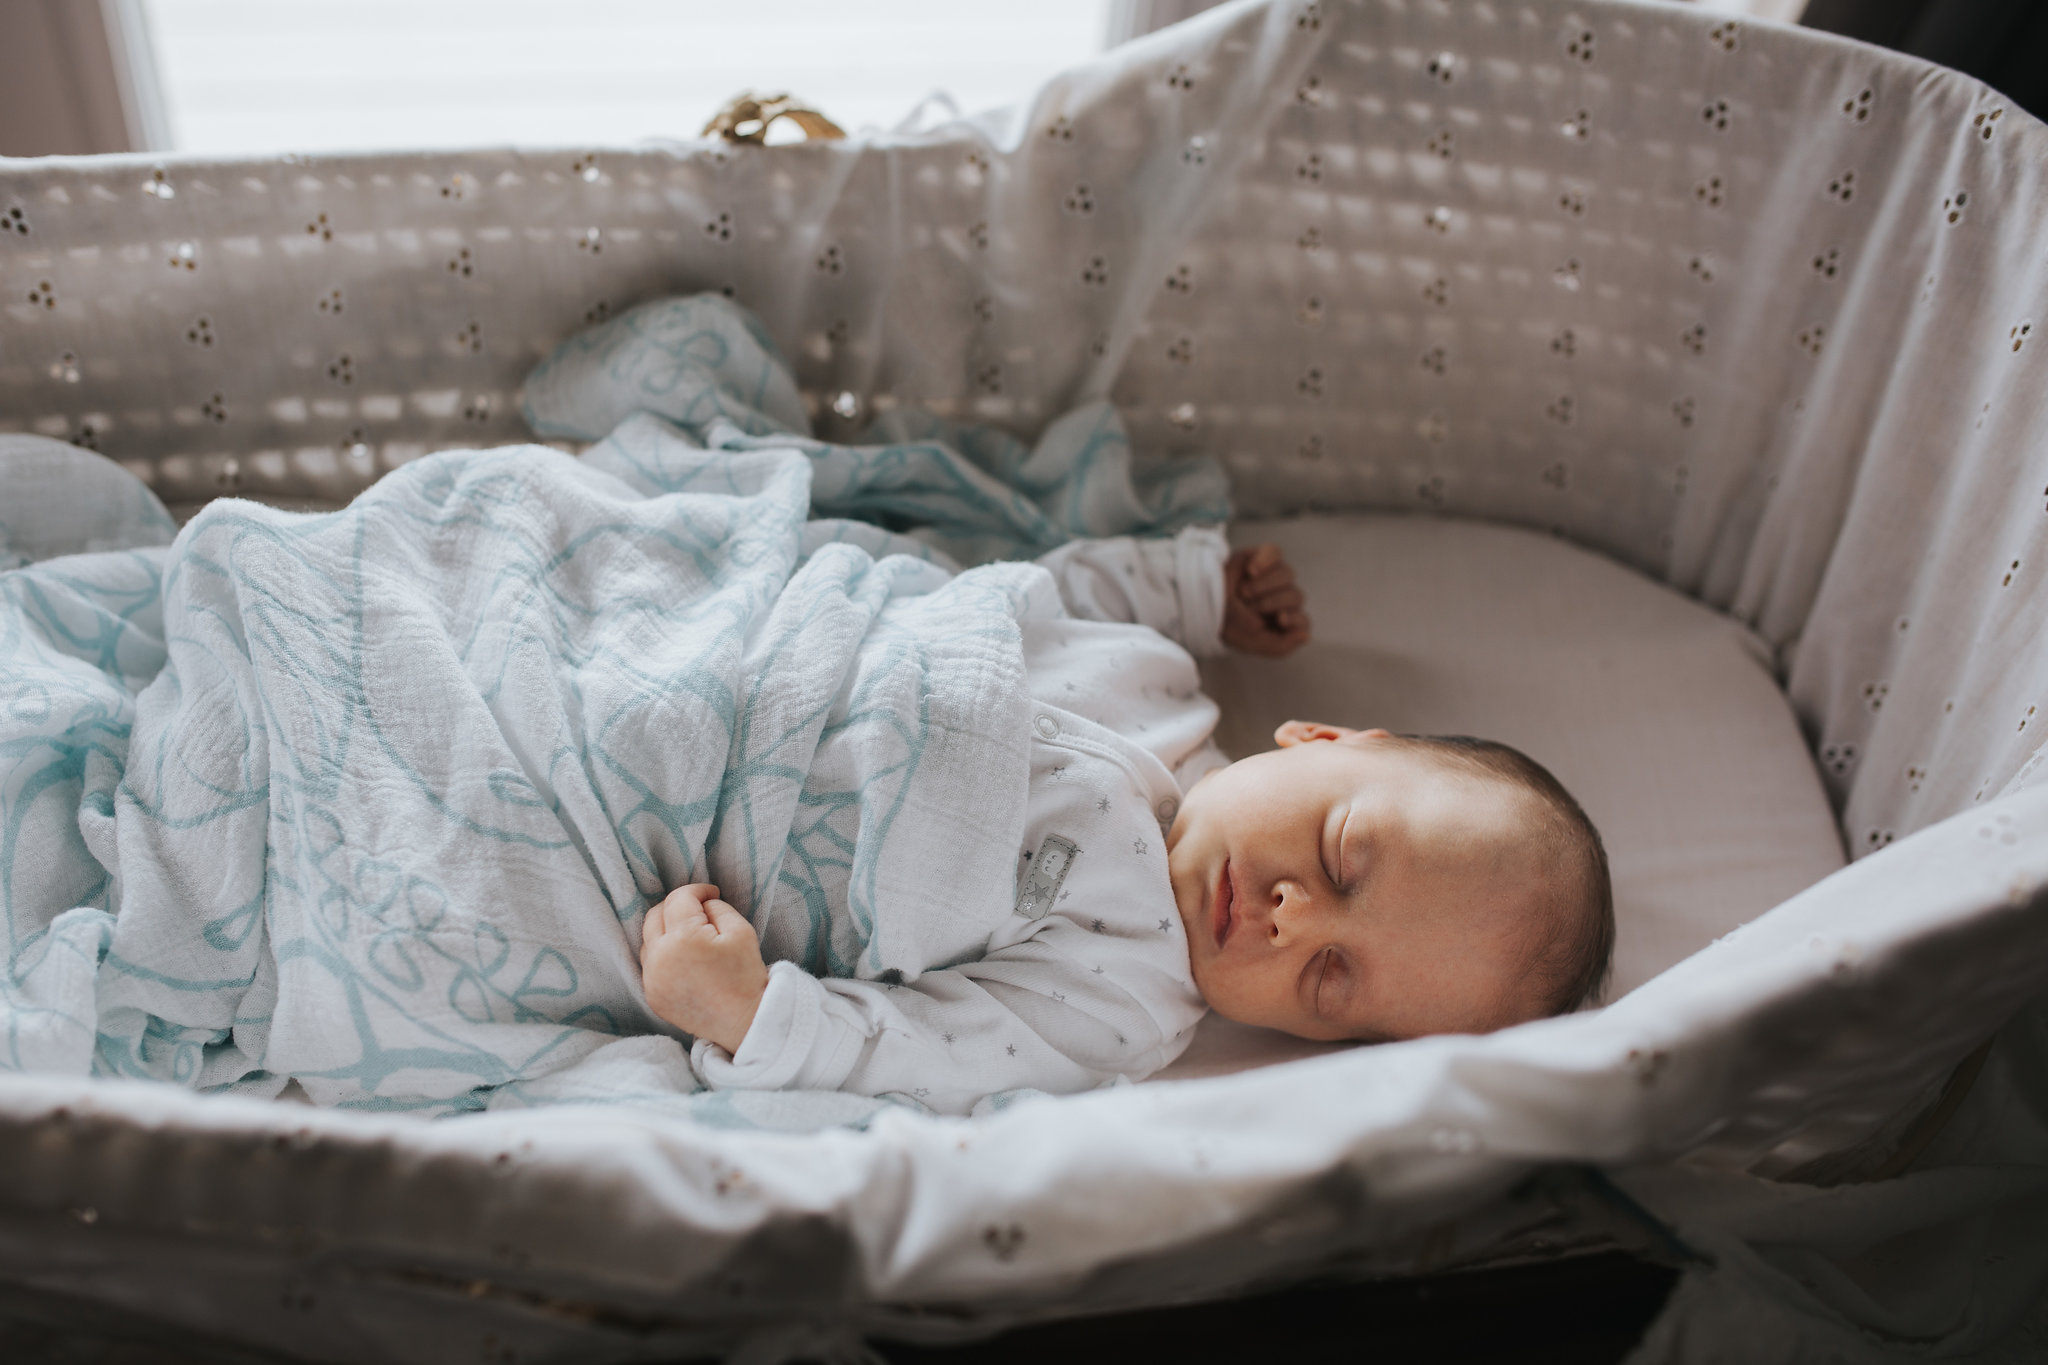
[1222,543,1311,656]
[639,883,768,1054]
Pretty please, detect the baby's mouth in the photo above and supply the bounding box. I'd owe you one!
[1213,859,1235,950]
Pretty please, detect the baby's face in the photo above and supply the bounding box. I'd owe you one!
[1165,723,1553,1042]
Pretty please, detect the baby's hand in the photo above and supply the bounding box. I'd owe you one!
[639,883,768,1053]
[1222,544,1311,656]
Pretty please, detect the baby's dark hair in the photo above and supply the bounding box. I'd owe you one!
[1399,734,1614,1015]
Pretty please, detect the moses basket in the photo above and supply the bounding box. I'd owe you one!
[1,0,2045,1359]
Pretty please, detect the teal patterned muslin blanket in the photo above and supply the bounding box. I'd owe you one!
[0,295,1224,1120]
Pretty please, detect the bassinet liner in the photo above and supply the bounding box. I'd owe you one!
[3,0,2046,1359]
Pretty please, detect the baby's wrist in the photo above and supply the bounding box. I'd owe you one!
[710,977,766,1055]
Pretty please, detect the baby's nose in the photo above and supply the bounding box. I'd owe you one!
[1267,880,1315,942]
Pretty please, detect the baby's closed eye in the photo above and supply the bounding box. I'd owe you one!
[1310,945,1342,1014]
[1322,806,1356,889]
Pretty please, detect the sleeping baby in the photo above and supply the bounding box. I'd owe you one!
[639,529,1615,1112]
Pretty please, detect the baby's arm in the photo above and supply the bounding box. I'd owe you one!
[1033,526,1231,655]
[1035,528,1309,657]
[640,888,1185,1114]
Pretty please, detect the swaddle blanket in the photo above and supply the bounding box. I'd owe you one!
[0,295,1224,1119]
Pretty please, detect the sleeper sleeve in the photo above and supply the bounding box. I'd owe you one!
[1032,525,1229,657]
[690,923,1198,1115]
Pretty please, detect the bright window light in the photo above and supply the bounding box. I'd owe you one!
[142,0,1113,155]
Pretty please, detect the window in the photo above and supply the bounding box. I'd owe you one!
[143,0,1111,154]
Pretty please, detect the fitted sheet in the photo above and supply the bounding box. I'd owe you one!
[1157,512,1847,1080]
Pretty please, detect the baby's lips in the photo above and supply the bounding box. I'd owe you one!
[1213,858,1237,949]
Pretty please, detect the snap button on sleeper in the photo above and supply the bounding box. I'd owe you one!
[1156,797,1178,823]
[1034,714,1060,739]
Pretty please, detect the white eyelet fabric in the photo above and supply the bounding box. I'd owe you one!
[3,1,2048,1359]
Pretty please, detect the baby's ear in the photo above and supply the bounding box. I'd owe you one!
[1274,719,1361,747]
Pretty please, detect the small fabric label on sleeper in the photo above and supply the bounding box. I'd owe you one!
[1014,833,1080,920]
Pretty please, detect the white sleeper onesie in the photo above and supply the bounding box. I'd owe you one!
[690,527,1233,1114]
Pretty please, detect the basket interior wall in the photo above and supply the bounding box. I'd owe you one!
[3,0,2046,851]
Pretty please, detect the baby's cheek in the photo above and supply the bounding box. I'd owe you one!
[1190,958,1270,1026]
